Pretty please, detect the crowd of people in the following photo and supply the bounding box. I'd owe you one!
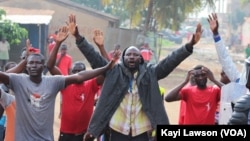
[0,13,248,141]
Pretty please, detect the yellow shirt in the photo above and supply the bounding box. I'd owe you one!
[109,76,152,136]
[159,86,166,96]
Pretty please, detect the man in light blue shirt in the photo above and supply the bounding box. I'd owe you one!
[208,13,250,124]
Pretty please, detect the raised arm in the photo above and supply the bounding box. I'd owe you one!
[165,70,193,102]
[208,13,240,82]
[47,26,69,75]
[93,29,110,61]
[68,14,107,69]
[95,46,121,86]
[6,60,26,73]
[6,39,33,73]
[0,87,15,108]
[0,72,9,85]
[156,23,202,80]
[82,29,106,85]
[64,60,115,87]
[93,29,121,68]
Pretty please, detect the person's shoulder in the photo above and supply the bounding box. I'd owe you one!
[67,54,73,58]
[82,78,97,87]
[44,75,66,84]
[89,77,97,83]
[211,85,220,89]
[9,73,26,77]
[49,42,55,48]
[180,85,192,92]
[43,74,64,79]
[183,85,193,89]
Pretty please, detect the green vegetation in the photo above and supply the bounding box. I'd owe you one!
[0,9,28,45]
[160,38,175,48]
[71,0,215,35]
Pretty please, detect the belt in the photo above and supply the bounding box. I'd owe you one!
[60,131,85,136]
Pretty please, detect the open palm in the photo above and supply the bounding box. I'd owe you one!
[67,14,78,36]
[207,13,219,34]
[56,26,69,43]
[93,30,104,47]
[112,49,121,61]
[190,23,202,45]
[209,19,217,31]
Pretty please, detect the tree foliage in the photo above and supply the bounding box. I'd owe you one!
[0,9,28,45]
[241,0,250,4]
[230,9,245,29]
[71,0,215,34]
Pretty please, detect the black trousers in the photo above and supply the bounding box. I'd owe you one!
[110,129,149,141]
[58,132,85,141]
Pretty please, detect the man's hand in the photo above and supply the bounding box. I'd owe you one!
[67,14,79,37]
[83,132,95,141]
[185,69,194,83]
[106,49,121,69]
[26,39,32,57]
[112,49,121,61]
[201,66,215,81]
[189,23,202,46]
[207,13,219,35]
[93,29,104,48]
[55,26,69,43]
[110,49,121,68]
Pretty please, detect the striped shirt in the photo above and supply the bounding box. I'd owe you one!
[109,74,152,136]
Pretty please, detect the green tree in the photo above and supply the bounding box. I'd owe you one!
[230,9,245,29]
[241,0,250,4]
[71,0,127,25]
[0,9,28,45]
[101,0,215,35]
[71,0,215,35]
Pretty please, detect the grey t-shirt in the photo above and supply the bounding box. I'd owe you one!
[0,88,15,108]
[9,73,65,141]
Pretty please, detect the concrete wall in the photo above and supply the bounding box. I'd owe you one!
[0,0,119,62]
[105,27,140,51]
[0,0,145,65]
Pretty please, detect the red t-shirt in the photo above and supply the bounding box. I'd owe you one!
[49,34,57,41]
[180,85,220,124]
[56,54,72,75]
[140,49,153,62]
[60,78,100,133]
[108,51,114,61]
[48,42,56,54]
[178,84,192,125]
[178,100,186,125]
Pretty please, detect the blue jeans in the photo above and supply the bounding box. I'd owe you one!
[0,125,5,141]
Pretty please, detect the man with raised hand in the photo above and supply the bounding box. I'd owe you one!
[67,14,202,141]
[208,13,249,124]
